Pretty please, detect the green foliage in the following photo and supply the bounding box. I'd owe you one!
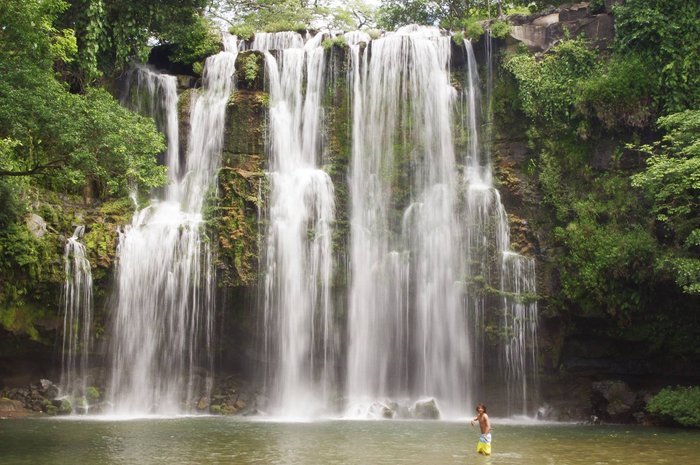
[631,110,700,294]
[504,38,597,131]
[451,31,465,46]
[322,36,347,50]
[462,19,484,41]
[0,0,76,67]
[556,221,657,322]
[489,20,510,39]
[221,0,377,34]
[614,0,700,113]
[632,111,700,241]
[377,0,438,29]
[58,0,213,82]
[0,177,27,229]
[230,24,256,42]
[86,386,100,403]
[162,13,221,66]
[1,1,167,197]
[223,0,313,34]
[240,53,260,87]
[577,54,658,130]
[647,386,700,427]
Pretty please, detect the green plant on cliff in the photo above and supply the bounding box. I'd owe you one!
[504,38,597,133]
[489,19,510,39]
[577,54,658,130]
[240,53,261,87]
[647,386,700,428]
[614,0,700,114]
[501,5,700,356]
[632,110,700,295]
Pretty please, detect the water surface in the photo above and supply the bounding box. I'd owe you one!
[2,418,699,464]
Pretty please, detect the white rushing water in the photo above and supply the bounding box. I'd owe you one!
[345,28,538,418]
[257,31,337,417]
[109,33,238,415]
[107,27,536,419]
[60,225,93,405]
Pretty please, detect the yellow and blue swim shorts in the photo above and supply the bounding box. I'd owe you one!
[476,432,492,455]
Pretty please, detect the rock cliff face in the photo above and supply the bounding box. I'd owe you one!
[508,2,615,52]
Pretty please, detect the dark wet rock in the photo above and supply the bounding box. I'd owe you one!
[39,379,59,400]
[591,380,640,422]
[196,396,210,411]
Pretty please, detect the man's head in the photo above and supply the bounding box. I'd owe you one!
[476,403,487,414]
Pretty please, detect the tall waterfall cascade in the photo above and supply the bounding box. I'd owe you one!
[256,31,338,417]
[252,26,538,419]
[60,225,93,405]
[343,27,538,418]
[104,26,536,419]
[109,34,239,415]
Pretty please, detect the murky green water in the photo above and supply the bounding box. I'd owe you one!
[2,417,699,464]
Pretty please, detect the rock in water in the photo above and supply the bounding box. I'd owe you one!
[413,398,440,420]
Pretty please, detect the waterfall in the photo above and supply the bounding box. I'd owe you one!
[347,26,469,416]
[108,33,238,415]
[345,28,538,417]
[60,225,93,406]
[258,32,337,417]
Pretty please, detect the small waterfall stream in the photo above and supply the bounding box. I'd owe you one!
[60,225,93,405]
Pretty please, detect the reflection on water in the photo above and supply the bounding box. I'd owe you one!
[1,418,699,465]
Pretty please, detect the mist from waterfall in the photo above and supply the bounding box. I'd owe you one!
[108,34,238,415]
[60,225,93,405]
[257,31,337,417]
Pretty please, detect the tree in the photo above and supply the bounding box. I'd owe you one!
[632,110,700,295]
[216,0,378,36]
[0,0,166,197]
[57,0,218,85]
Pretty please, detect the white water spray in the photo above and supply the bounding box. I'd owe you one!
[60,225,93,404]
[108,34,238,415]
[258,32,337,417]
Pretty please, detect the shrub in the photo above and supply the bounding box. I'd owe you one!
[463,19,484,42]
[577,54,658,130]
[489,20,511,39]
[647,386,700,427]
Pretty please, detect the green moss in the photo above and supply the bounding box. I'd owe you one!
[322,36,347,50]
[210,404,223,414]
[206,165,263,287]
[86,386,100,403]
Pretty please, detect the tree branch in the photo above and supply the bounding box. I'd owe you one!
[0,158,67,177]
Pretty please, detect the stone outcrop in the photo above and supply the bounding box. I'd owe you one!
[507,2,615,52]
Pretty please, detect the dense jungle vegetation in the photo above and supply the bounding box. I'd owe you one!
[1,0,699,425]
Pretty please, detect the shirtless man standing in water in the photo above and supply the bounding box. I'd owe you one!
[470,403,492,455]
